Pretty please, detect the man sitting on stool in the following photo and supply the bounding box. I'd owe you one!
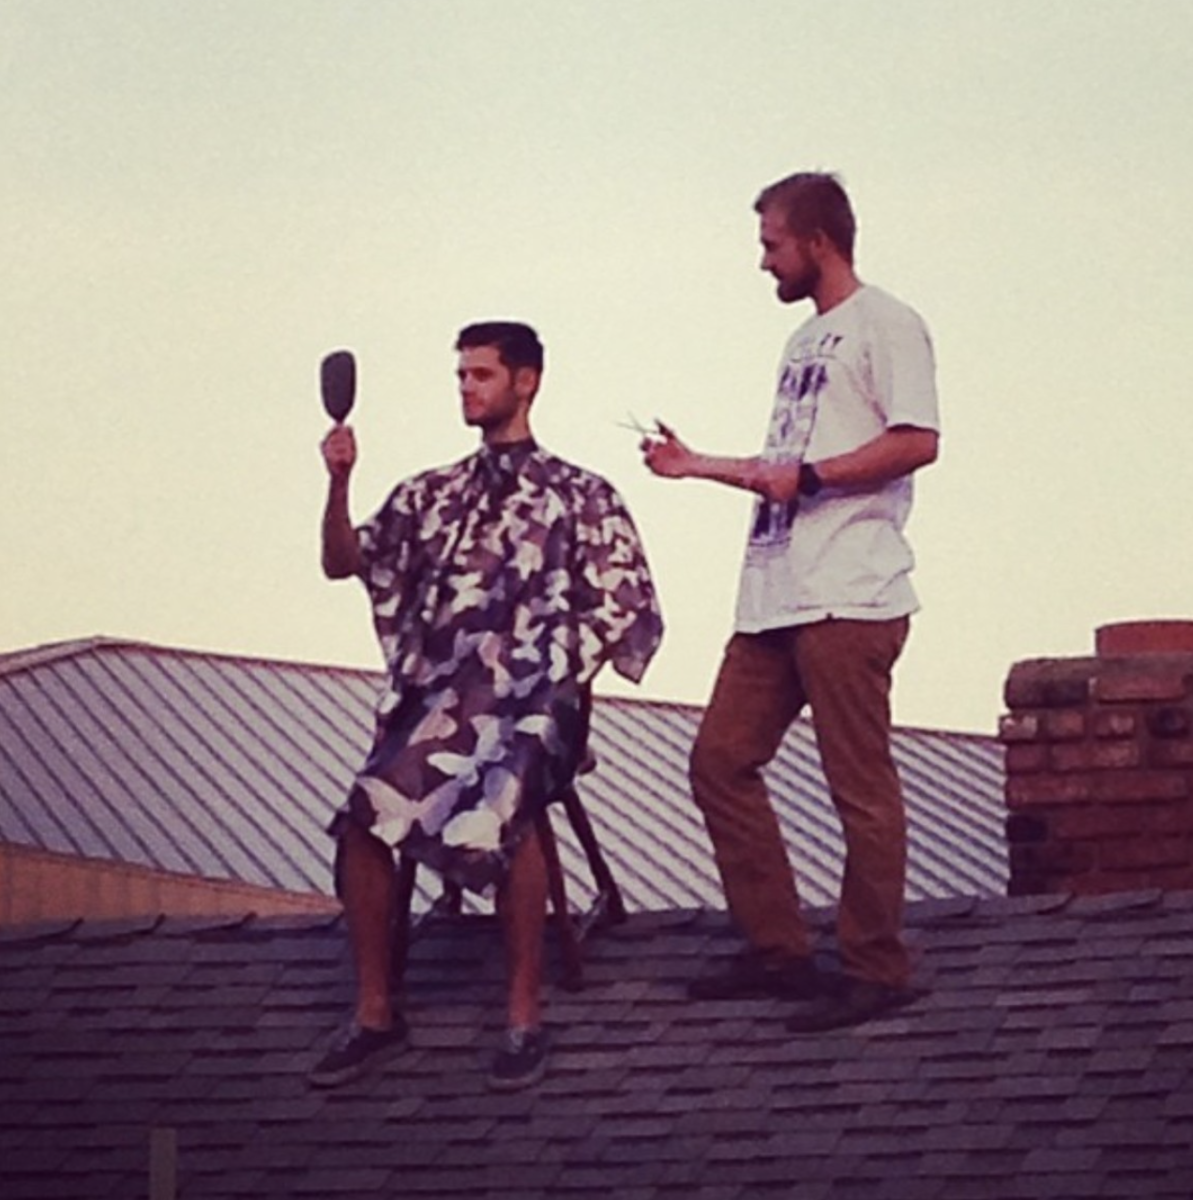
[312,321,662,1091]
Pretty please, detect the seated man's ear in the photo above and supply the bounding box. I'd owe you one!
[513,366,541,402]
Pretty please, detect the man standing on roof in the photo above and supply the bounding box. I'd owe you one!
[314,321,662,1089]
[641,172,940,1031]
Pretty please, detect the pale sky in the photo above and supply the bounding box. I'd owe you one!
[4,1,1193,733]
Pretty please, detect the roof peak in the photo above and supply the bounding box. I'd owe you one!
[0,635,148,678]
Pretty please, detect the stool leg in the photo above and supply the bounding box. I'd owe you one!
[390,855,417,992]
[442,881,463,915]
[535,810,584,991]
[562,787,627,925]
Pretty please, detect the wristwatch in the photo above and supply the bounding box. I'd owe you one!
[798,463,823,497]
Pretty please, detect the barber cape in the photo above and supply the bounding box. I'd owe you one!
[335,440,663,894]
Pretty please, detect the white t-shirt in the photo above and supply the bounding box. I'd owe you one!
[734,284,940,632]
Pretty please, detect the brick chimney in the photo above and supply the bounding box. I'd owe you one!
[1000,621,1193,896]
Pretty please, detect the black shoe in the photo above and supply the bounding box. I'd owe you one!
[688,951,825,1001]
[309,1018,407,1087]
[785,978,925,1033]
[487,1027,551,1092]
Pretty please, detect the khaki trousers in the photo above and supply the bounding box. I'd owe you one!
[689,617,911,987]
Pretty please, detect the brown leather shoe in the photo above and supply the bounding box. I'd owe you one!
[785,978,926,1033]
[688,951,825,1001]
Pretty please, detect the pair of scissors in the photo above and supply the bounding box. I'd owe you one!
[616,411,660,437]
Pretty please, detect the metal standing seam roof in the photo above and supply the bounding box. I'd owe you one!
[0,637,1007,911]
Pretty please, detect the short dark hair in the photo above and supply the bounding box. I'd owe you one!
[753,172,856,260]
[455,321,544,374]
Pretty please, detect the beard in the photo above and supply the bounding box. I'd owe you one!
[776,260,821,304]
[462,387,522,431]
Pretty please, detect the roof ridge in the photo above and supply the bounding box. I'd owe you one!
[0,635,149,678]
[0,638,995,738]
[0,634,385,682]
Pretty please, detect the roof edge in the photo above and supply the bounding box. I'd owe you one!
[0,634,384,683]
[0,840,340,917]
[0,635,994,739]
[0,636,152,679]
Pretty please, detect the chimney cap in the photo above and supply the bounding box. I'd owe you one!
[1096,620,1193,657]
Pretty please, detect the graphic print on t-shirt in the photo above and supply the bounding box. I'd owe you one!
[748,332,840,550]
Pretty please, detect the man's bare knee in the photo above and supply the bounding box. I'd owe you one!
[342,821,392,866]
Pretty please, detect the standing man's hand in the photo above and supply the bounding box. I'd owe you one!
[322,424,358,481]
[640,421,804,502]
[641,422,695,480]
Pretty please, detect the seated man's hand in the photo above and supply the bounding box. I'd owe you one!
[322,425,358,481]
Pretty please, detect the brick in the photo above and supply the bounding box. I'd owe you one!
[1004,659,1095,709]
[1048,803,1192,842]
[999,713,1041,743]
[1006,873,1051,896]
[1007,845,1039,877]
[1097,836,1192,873]
[1093,662,1193,704]
[1090,771,1188,804]
[1072,864,1193,893]
[1005,744,1048,775]
[1146,706,1192,739]
[1050,871,1120,895]
[1149,739,1193,768]
[1047,805,1131,841]
[1050,741,1141,773]
[1005,812,1048,845]
[1093,710,1138,739]
[1097,620,1193,655]
[1010,840,1096,877]
[1042,710,1086,741]
[1006,775,1094,809]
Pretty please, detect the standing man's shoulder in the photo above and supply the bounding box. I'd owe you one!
[854,284,934,341]
[851,285,939,431]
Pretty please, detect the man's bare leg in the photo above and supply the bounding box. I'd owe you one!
[309,822,403,1087]
[497,829,548,1030]
[487,828,551,1090]
[339,821,397,1030]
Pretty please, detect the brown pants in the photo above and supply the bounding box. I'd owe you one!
[690,617,911,987]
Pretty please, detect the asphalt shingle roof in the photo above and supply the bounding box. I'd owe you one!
[3,889,1193,1199]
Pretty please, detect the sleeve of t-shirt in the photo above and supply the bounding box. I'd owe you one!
[871,302,941,433]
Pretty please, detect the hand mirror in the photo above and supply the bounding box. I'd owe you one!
[320,349,356,423]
